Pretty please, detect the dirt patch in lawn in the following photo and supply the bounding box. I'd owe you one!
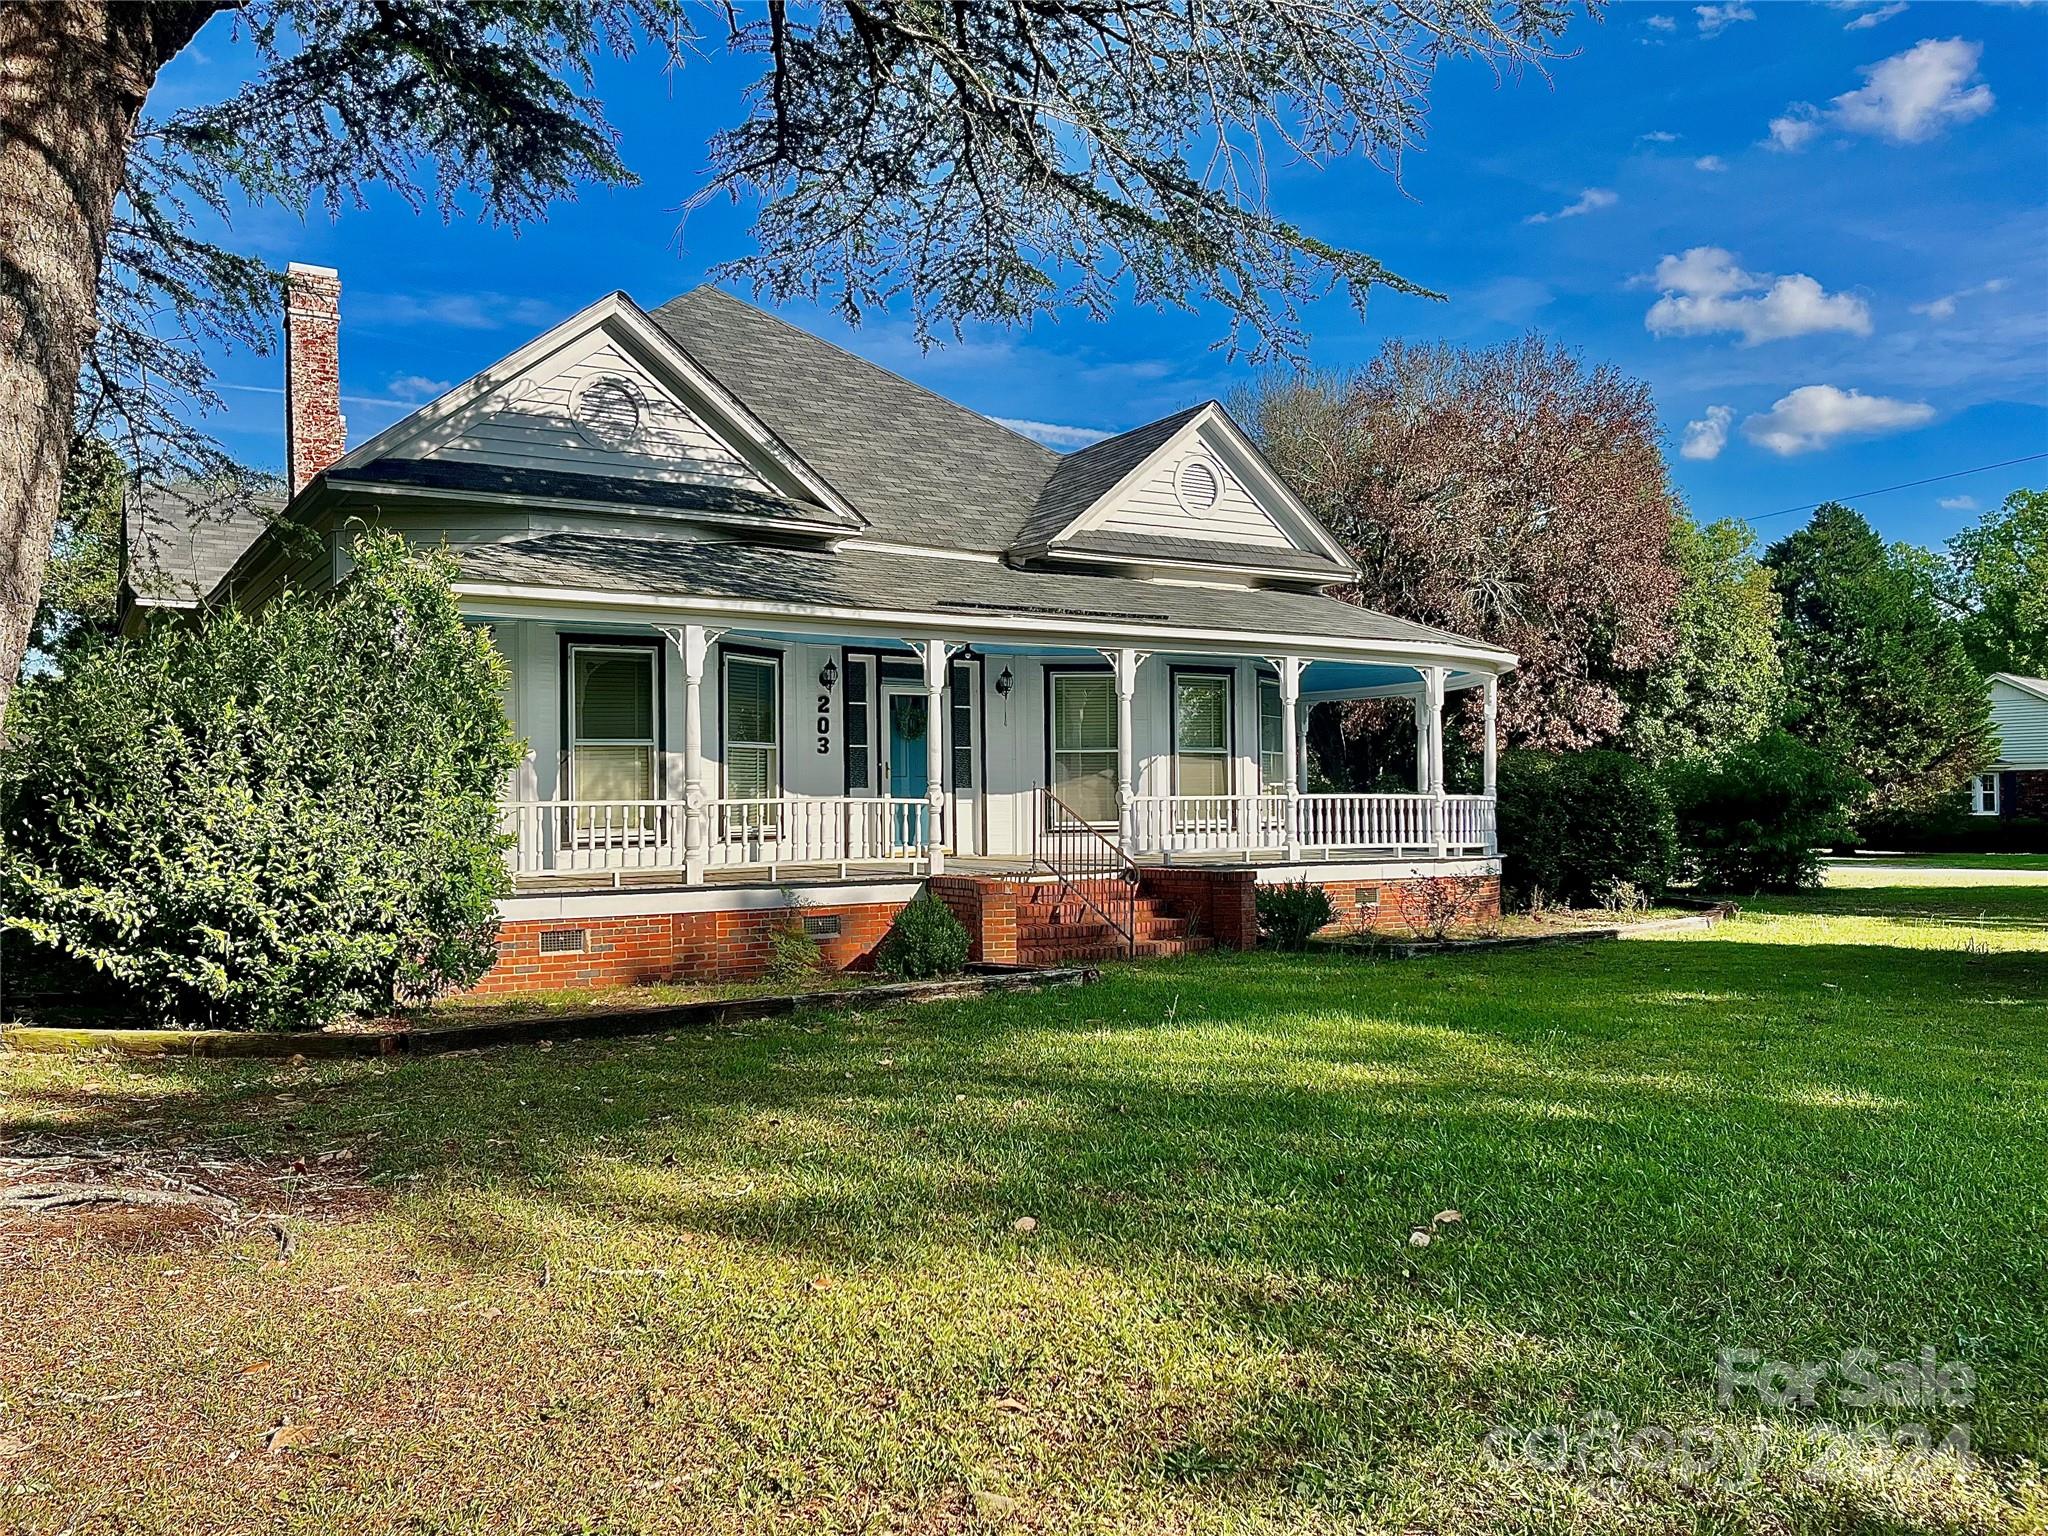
[0,1136,386,1260]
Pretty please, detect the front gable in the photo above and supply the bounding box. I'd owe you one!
[1017,404,1355,578]
[328,294,861,532]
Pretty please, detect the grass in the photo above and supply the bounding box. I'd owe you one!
[4,869,2045,1534]
[1831,852,2048,873]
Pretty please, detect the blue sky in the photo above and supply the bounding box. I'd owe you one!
[157,1,2047,551]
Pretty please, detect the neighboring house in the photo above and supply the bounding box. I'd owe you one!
[124,264,1516,992]
[1974,673,2048,820]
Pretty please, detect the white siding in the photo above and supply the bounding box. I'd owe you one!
[1088,449,1293,547]
[1991,678,2048,768]
[412,334,774,493]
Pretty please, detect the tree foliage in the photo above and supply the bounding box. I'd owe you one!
[1494,749,1678,910]
[30,437,127,665]
[1944,488,2048,679]
[1241,335,1684,757]
[7,0,1588,720]
[0,533,521,1029]
[1765,503,1992,819]
[1623,517,1783,765]
[1668,731,1864,894]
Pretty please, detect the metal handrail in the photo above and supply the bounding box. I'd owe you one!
[1030,785,1138,954]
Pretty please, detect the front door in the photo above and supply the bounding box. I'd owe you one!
[883,687,932,852]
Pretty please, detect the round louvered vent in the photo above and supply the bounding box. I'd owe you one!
[575,375,643,449]
[1176,456,1221,513]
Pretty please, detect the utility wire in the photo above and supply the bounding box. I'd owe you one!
[1738,451,2048,524]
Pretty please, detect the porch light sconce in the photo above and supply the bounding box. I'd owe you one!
[994,664,1014,697]
[818,660,839,691]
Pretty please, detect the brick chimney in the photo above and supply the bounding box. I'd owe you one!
[284,262,346,494]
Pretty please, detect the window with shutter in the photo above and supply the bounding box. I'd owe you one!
[1258,677,1285,792]
[1050,672,1118,824]
[1173,673,1232,798]
[569,645,656,805]
[843,658,871,792]
[950,660,974,790]
[723,654,781,816]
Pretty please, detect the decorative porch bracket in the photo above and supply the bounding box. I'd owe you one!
[1095,647,1149,855]
[908,638,961,874]
[1263,655,1306,861]
[656,622,726,884]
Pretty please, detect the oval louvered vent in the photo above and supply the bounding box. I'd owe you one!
[575,375,643,449]
[1176,456,1221,513]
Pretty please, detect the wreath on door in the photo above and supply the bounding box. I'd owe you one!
[895,699,928,741]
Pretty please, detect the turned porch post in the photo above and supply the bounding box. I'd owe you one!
[1102,647,1144,854]
[1424,666,1449,859]
[658,623,722,885]
[1274,655,1304,860]
[1483,675,1499,797]
[913,638,957,873]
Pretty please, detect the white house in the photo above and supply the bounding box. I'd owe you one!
[1974,673,2048,820]
[124,266,1516,989]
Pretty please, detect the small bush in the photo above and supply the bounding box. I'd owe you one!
[1405,874,1492,941]
[1668,731,1864,893]
[875,891,970,979]
[1496,750,1678,911]
[766,891,823,984]
[0,532,520,1030]
[1592,878,1650,914]
[1857,801,2048,855]
[1257,880,1334,949]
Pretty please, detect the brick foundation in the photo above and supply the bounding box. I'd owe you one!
[928,875,1019,964]
[1307,874,1501,938]
[468,899,910,996]
[1138,868,1258,950]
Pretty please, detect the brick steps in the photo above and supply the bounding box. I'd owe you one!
[1007,876,1208,966]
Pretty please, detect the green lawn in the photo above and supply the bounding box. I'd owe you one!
[5,870,2046,1534]
[1831,852,2048,873]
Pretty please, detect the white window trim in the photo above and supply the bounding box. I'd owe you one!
[1049,671,1119,827]
[1971,773,2001,816]
[1257,675,1286,793]
[1171,670,1234,798]
[566,641,658,803]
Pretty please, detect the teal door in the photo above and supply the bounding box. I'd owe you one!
[886,692,930,850]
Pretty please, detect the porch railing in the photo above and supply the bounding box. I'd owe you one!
[499,797,934,880]
[1128,792,1496,860]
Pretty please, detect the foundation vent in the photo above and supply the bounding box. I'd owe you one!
[539,928,588,955]
[804,914,843,938]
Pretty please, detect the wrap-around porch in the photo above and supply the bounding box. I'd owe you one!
[493,618,1502,892]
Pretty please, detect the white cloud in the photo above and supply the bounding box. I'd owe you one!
[1765,104,1824,151]
[1938,494,1979,511]
[1646,13,1678,30]
[1695,2,1755,36]
[1639,129,1681,143]
[1742,385,1935,455]
[1680,406,1736,460]
[1911,276,2010,320]
[1694,155,1728,171]
[387,374,451,403]
[1524,187,1618,225]
[1643,247,1872,345]
[1770,37,1995,150]
[990,417,1111,449]
[1832,36,1994,141]
[1844,2,1908,29]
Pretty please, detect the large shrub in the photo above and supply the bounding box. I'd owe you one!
[0,533,521,1029]
[874,891,971,979]
[1496,750,1677,910]
[1668,732,1864,893]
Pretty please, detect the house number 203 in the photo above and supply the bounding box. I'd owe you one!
[816,693,831,755]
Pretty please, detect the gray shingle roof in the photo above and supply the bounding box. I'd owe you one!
[1046,531,1351,577]
[1010,404,1207,551]
[452,533,1502,656]
[651,287,1062,553]
[326,456,852,528]
[125,482,283,606]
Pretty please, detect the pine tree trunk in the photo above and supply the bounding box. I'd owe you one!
[0,2,219,715]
